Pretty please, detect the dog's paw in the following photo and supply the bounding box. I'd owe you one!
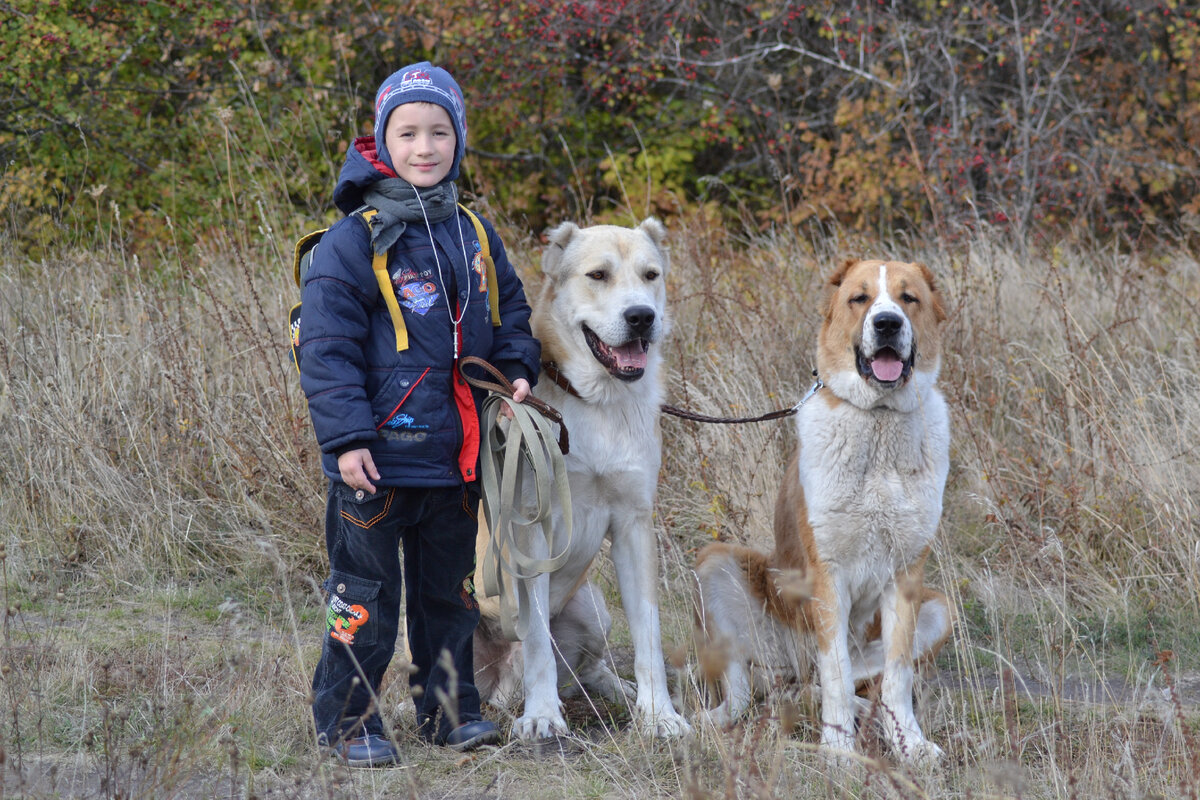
[818,736,860,770]
[511,712,569,741]
[613,676,638,704]
[881,717,945,765]
[693,705,731,730]
[900,738,945,766]
[570,659,637,705]
[820,725,857,756]
[639,706,693,738]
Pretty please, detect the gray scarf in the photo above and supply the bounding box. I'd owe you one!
[362,179,459,255]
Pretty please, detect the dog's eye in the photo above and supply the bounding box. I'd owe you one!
[901,292,919,304]
[644,269,659,281]
[586,270,607,281]
[849,293,869,305]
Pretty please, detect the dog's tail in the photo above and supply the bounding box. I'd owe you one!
[695,543,813,627]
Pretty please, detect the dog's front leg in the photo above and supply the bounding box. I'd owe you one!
[609,515,691,737]
[813,575,856,755]
[511,569,569,739]
[878,567,943,764]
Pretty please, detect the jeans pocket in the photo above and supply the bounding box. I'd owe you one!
[323,570,381,648]
[333,484,395,531]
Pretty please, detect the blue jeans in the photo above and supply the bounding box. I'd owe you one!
[311,481,483,743]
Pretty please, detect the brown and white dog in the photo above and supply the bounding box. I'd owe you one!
[693,259,952,763]
[473,219,690,740]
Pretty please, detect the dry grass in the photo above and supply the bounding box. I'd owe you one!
[2,201,1200,798]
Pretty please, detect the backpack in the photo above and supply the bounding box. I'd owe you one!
[289,203,501,371]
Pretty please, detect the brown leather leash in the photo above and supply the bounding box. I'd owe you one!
[458,355,574,642]
[460,356,569,454]
[544,360,823,425]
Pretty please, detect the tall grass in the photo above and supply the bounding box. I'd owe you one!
[3,126,1200,797]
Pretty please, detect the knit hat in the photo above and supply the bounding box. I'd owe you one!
[373,62,468,182]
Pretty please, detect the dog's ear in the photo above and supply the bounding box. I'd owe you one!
[915,262,947,323]
[826,258,858,289]
[638,217,667,248]
[542,221,580,279]
[637,217,670,274]
[633,219,672,272]
[822,258,859,319]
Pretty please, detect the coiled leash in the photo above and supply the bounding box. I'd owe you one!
[458,356,573,642]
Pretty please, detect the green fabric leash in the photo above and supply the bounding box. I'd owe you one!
[459,357,573,642]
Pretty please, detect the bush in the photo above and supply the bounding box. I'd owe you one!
[2,0,1198,251]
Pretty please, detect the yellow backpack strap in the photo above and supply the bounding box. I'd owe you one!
[459,204,501,327]
[293,227,325,287]
[359,208,409,352]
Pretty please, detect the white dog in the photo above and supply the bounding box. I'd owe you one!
[474,218,691,740]
[693,258,952,763]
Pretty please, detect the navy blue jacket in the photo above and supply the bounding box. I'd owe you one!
[298,137,540,487]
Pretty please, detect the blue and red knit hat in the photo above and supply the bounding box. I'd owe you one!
[373,62,468,182]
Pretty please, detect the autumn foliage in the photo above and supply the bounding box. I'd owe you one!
[2,0,1198,251]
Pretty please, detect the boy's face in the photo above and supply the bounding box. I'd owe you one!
[382,102,457,187]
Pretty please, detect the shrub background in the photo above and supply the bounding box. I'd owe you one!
[4,0,1199,252]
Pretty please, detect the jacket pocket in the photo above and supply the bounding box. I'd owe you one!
[323,570,381,648]
[373,367,431,431]
[369,368,459,470]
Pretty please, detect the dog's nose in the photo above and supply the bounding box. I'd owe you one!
[872,311,904,338]
[623,305,656,336]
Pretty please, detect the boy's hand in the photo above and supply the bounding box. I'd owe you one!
[338,448,380,494]
[501,378,531,420]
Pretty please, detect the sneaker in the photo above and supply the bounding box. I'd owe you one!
[337,734,402,767]
[438,719,501,752]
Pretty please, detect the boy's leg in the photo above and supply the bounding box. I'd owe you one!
[311,482,404,744]
[405,486,484,741]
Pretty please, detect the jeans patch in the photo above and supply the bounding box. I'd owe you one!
[323,571,381,647]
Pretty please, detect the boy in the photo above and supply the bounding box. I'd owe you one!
[298,62,540,767]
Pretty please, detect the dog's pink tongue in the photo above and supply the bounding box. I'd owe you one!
[871,352,903,381]
[612,341,648,370]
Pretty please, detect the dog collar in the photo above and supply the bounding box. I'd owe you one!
[541,361,582,399]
